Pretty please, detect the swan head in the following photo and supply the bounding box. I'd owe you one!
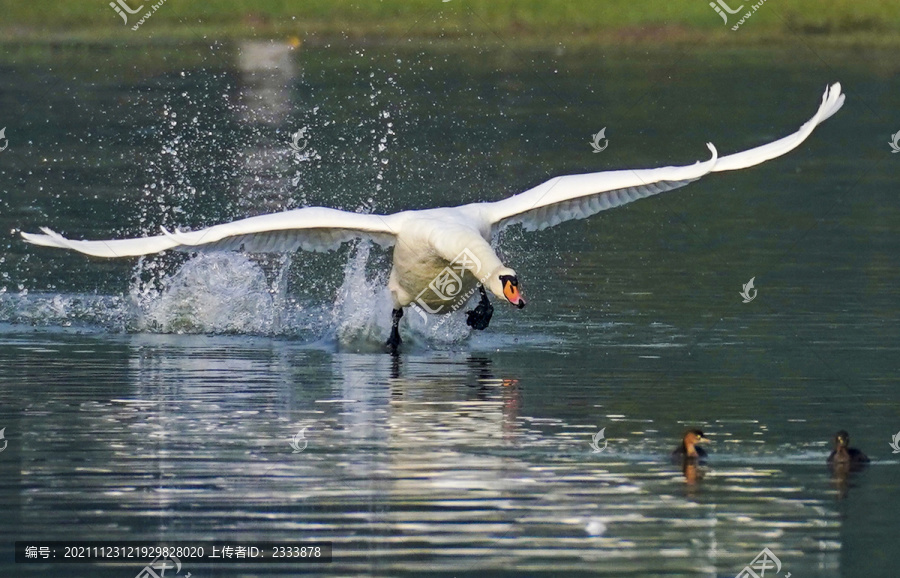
[488,268,526,309]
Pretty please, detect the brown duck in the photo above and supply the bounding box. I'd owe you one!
[671,429,710,464]
[827,430,869,465]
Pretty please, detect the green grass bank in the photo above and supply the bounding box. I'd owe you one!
[0,0,899,45]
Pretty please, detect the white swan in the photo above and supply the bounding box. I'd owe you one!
[22,83,845,350]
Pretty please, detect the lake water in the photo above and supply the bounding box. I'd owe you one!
[0,36,898,577]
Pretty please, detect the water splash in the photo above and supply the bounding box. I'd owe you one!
[405,295,476,347]
[134,252,276,334]
[0,292,131,330]
[2,49,485,347]
[329,242,476,350]
[330,242,392,348]
[0,244,482,348]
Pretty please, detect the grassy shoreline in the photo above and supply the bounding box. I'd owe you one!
[2,26,899,50]
[0,0,898,46]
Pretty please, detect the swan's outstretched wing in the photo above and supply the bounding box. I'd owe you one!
[485,82,844,232]
[21,207,400,258]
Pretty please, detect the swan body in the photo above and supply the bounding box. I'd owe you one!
[387,208,503,311]
[21,83,845,350]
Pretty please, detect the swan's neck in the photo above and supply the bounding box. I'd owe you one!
[460,238,505,285]
[430,227,504,284]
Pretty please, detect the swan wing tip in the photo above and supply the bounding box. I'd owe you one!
[21,227,63,247]
[816,81,845,123]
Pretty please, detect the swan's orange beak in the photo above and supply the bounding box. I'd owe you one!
[503,278,526,309]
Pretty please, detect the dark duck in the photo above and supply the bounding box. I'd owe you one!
[827,430,869,466]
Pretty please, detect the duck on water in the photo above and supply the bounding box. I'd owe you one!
[827,430,869,467]
[671,429,711,464]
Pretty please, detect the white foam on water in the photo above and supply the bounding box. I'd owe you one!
[330,242,393,348]
[132,252,276,335]
[0,242,556,351]
[2,238,483,351]
[328,241,475,350]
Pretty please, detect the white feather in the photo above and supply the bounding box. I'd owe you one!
[22,207,401,258]
[483,82,844,232]
[20,84,844,311]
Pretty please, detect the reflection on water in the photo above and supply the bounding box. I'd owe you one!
[0,329,881,576]
[235,40,300,215]
[0,38,899,576]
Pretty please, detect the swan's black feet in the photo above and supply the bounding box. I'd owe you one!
[385,307,403,354]
[385,331,402,353]
[466,287,494,330]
